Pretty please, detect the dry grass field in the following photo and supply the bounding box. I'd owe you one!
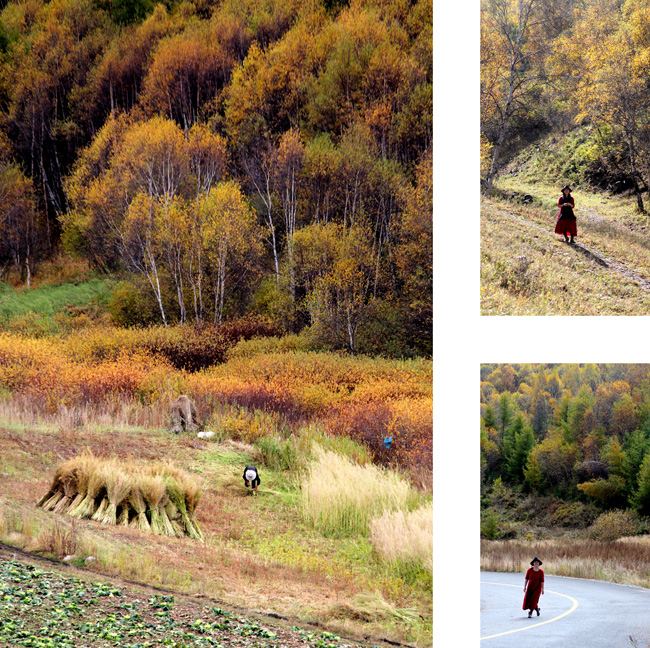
[481,179,650,315]
[481,537,650,588]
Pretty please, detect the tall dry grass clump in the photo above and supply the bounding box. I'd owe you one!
[301,447,417,536]
[370,504,432,574]
[481,536,650,588]
[38,454,203,540]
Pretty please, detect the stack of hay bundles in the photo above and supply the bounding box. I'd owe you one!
[37,454,203,540]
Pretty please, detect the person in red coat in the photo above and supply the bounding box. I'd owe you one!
[555,185,577,243]
[523,557,544,618]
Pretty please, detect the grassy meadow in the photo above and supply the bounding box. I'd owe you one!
[0,273,432,647]
[481,168,650,315]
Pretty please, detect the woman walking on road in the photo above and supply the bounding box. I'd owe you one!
[555,185,577,243]
[523,557,544,618]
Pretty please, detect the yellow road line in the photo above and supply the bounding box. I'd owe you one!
[480,581,579,640]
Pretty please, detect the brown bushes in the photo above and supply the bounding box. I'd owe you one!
[326,400,432,473]
[68,317,281,371]
[588,510,642,542]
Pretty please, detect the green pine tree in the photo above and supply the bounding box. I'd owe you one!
[498,393,513,436]
[523,451,545,493]
[507,423,535,483]
[632,452,650,515]
[483,404,497,430]
[622,428,650,496]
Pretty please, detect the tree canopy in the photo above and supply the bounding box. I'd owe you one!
[479,0,650,199]
[0,0,432,356]
[482,364,650,513]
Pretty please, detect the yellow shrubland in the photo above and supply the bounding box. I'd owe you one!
[0,330,432,478]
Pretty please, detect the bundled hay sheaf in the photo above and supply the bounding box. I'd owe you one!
[37,454,203,540]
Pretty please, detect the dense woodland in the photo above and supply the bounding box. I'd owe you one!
[0,0,432,356]
[481,0,650,202]
[481,364,650,517]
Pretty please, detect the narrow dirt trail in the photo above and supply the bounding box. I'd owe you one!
[493,206,650,293]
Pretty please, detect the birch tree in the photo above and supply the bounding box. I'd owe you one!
[274,128,304,301]
[122,192,168,326]
[201,181,262,325]
[186,124,228,321]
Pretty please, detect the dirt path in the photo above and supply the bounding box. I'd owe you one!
[494,206,650,293]
[0,543,406,648]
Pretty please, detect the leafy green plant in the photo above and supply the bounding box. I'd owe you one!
[481,510,500,540]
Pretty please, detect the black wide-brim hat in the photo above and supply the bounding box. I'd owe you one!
[562,185,572,192]
[530,557,543,566]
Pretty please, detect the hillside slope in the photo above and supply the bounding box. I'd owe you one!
[481,181,650,315]
[0,546,384,648]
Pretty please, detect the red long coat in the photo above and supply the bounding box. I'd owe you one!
[555,195,577,236]
[523,568,544,611]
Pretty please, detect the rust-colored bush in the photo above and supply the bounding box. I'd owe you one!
[326,399,432,474]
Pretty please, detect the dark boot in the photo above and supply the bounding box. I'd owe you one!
[563,234,569,243]
[528,611,532,618]
[570,236,574,244]
[536,607,540,616]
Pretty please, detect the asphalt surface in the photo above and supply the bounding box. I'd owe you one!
[481,571,650,647]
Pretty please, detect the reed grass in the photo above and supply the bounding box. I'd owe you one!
[482,538,650,587]
[370,503,432,574]
[301,447,418,537]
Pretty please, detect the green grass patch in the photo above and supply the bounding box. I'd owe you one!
[0,278,112,334]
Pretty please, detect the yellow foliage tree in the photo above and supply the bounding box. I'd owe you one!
[552,0,650,210]
[307,224,374,353]
[201,181,263,324]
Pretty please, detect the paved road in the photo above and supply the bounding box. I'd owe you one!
[481,571,650,647]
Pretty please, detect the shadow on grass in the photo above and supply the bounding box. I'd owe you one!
[570,243,609,268]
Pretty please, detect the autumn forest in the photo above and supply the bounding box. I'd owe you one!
[482,365,650,527]
[0,0,432,356]
[0,2,432,642]
[481,0,650,198]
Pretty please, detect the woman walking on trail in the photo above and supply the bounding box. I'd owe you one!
[523,557,544,618]
[555,185,577,243]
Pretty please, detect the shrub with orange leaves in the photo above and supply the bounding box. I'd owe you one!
[0,329,431,478]
[0,333,161,410]
[326,399,432,473]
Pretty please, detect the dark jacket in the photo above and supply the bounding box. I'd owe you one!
[558,195,576,220]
